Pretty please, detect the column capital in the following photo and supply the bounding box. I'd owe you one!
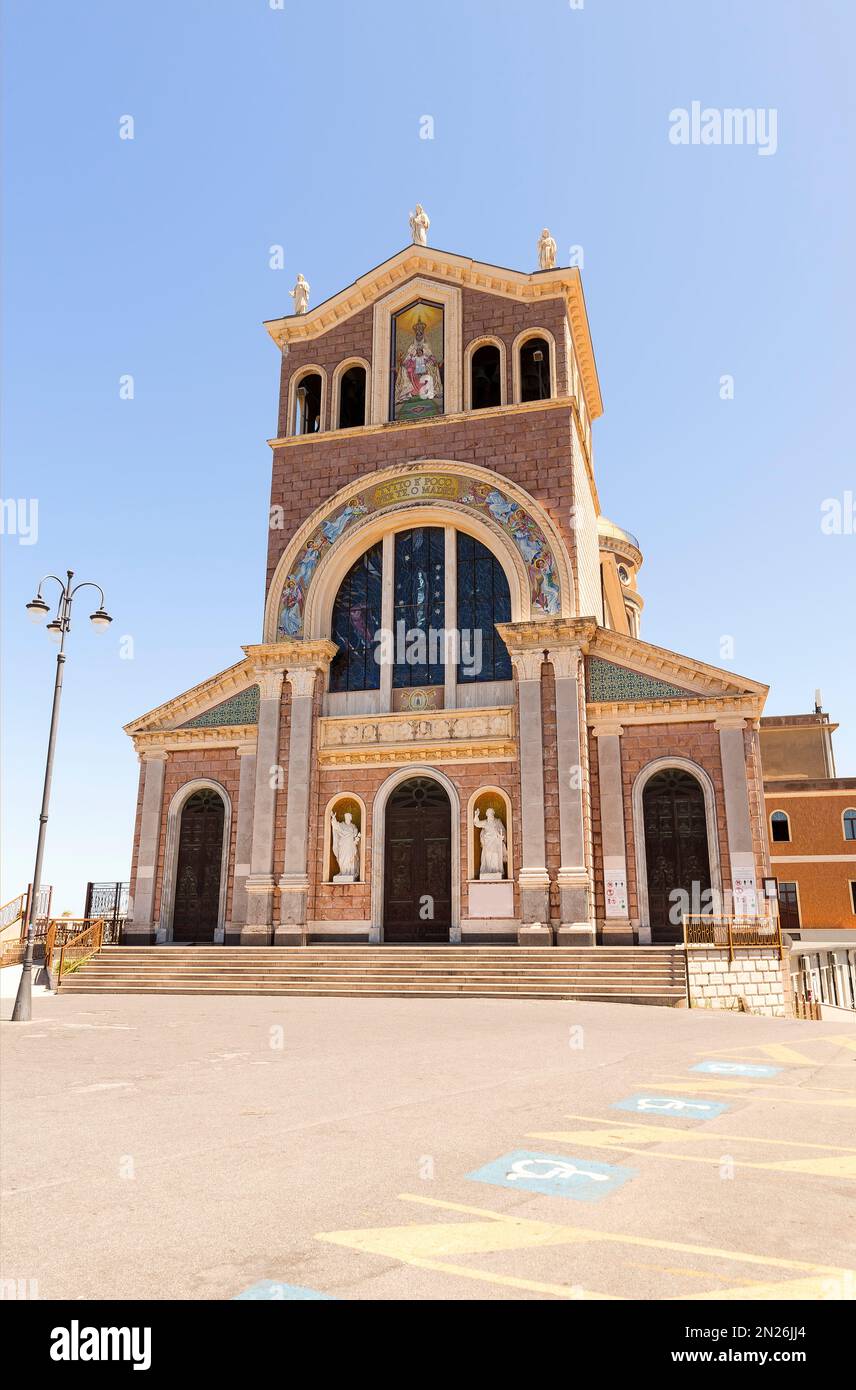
[549,645,585,680]
[591,721,624,738]
[141,749,169,764]
[286,667,318,699]
[244,639,338,672]
[255,670,285,701]
[509,649,544,682]
[714,716,747,731]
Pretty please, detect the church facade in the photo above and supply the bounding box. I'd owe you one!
[124,237,773,949]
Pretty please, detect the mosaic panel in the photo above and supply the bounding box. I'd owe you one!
[586,657,696,703]
[181,685,260,728]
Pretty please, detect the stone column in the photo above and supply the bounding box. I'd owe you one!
[510,650,551,932]
[276,667,319,944]
[243,669,285,944]
[593,723,636,944]
[228,743,257,943]
[551,646,594,944]
[126,750,168,943]
[717,717,759,916]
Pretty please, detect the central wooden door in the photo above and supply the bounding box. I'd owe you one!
[383,777,452,942]
[172,789,225,942]
[643,769,711,943]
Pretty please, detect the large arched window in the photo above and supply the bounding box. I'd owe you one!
[393,527,446,688]
[519,336,552,402]
[456,532,512,683]
[329,542,383,692]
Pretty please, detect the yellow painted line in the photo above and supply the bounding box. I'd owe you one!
[645,1077,856,1108]
[683,1275,854,1301]
[699,1035,856,1066]
[398,1194,852,1276]
[401,1257,615,1299]
[556,1114,856,1153]
[529,1130,856,1180]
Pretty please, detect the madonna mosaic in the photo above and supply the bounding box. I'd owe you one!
[391,300,444,422]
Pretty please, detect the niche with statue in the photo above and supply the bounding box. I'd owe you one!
[323,794,366,884]
[468,788,514,919]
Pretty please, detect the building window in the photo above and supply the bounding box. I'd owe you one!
[337,365,366,429]
[329,543,383,692]
[843,808,856,841]
[770,810,791,843]
[778,881,801,930]
[456,532,512,684]
[850,882,856,914]
[293,371,322,435]
[393,527,446,687]
[391,300,444,422]
[519,336,551,402]
[470,343,502,410]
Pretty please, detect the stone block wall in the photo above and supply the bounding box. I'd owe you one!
[686,947,791,1017]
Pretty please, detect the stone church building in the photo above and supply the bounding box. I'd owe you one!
[124,236,772,949]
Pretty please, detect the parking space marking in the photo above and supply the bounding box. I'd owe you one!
[693,1061,782,1078]
[646,1077,856,1108]
[529,1129,856,1180]
[466,1150,637,1203]
[550,1114,856,1154]
[698,1035,856,1067]
[315,1193,856,1301]
[612,1093,729,1119]
[233,1280,334,1300]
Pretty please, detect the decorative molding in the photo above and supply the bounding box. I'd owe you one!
[587,696,761,727]
[159,779,232,945]
[590,627,769,703]
[263,244,604,422]
[319,706,514,769]
[267,393,576,449]
[631,756,723,930]
[124,658,255,736]
[132,726,257,756]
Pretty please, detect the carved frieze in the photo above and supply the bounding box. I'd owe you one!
[318,706,515,767]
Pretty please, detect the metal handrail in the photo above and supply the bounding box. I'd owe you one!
[683,915,783,962]
[0,892,27,933]
[57,919,105,979]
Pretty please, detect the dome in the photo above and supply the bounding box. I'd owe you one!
[597,515,642,565]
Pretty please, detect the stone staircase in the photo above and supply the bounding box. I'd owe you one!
[59,946,688,1007]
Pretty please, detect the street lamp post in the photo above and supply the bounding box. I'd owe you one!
[11,570,112,1023]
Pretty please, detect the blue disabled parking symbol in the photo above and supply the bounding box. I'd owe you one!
[612,1093,729,1120]
[233,1281,335,1300]
[692,1060,782,1078]
[466,1149,637,1203]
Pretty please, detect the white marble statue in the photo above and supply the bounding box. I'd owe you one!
[473,807,508,880]
[409,204,430,246]
[331,811,361,882]
[537,228,557,271]
[289,273,310,315]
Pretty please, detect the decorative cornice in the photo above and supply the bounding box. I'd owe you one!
[124,659,254,736]
[267,394,576,450]
[590,628,769,704]
[263,244,603,421]
[130,726,257,756]
[243,640,338,671]
[497,617,599,656]
[318,706,514,768]
[587,696,762,727]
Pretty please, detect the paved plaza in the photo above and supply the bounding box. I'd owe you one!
[2,992,855,1301]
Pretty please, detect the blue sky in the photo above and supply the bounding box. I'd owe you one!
[2,0,854,912]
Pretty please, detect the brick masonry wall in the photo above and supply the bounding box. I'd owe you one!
[686,948,791,1017]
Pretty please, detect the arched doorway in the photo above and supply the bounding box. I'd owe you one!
[172,789,226,942]
[383,776,452,942]
[642,768,712,943]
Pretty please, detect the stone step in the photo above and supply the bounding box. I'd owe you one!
[60,982,684,1004]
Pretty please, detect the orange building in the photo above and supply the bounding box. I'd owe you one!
[761,712,856,937]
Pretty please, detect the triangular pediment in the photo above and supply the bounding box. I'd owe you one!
[587,630,768,707]
[124,658,258,737]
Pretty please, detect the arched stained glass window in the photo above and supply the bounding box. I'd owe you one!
[393,527,445,688]
[456,533,512,683]
[329,542,383,692]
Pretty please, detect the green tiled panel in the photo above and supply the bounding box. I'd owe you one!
[587,657,695,703]
[181,685,260,728]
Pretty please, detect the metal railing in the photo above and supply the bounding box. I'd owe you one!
[57,919,106,980]
[683,915,783,961]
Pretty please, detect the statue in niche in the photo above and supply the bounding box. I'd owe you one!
[290,273,310,315]
[331,810,361,882]
[473,806,508,880]
[537,228,557,270]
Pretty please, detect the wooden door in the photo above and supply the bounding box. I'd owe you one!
[172,790,225,942]
[383,778,452,942]
[643,769,711,942]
